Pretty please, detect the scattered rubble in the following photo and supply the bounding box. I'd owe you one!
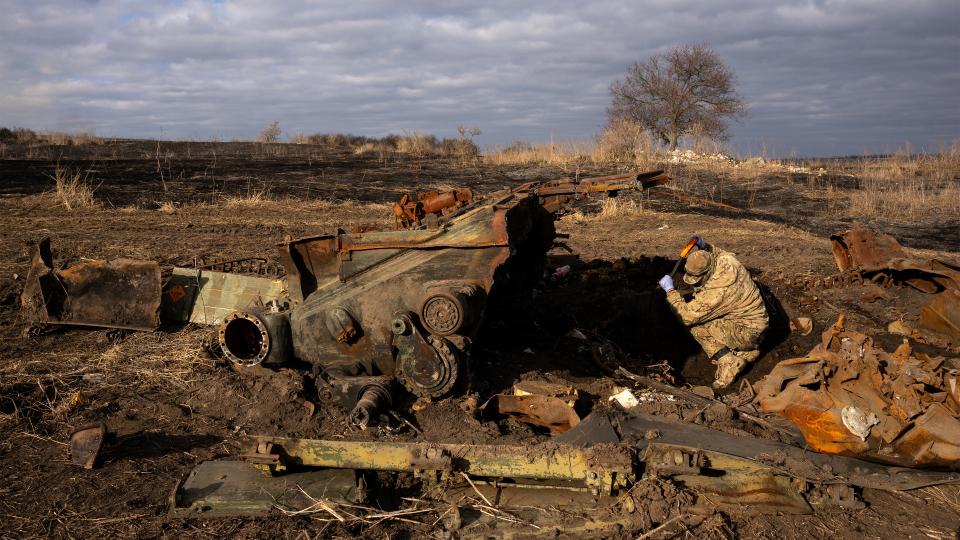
[757,317,960,468]
[15,171,960,536]
[831,222,960,345]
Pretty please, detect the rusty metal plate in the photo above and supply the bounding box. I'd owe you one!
[918,289,960,343]
[69,422,107,469]
[645,444,812,515]
[171,460,361,517]
[830,223,960,291]
[484,394,581,434]
[161,268,287,325]
[830,222,907,273]
[20,238,161,331]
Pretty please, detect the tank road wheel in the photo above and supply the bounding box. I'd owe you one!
[395,336,460,398]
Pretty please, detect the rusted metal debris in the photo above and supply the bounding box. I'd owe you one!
[259,191,547,406]
[831,221,960,292]
[482,393,581,434]
[393,188,473,229]
[520,170,669,214]
[241,436,635,496]
[757,318,960,468]
[161,267,287,326]
[825,222,960,343]
[617,411,960,491]
[21,238,161,331]
[21,172,669,429]
[69,421,108,469]
[919,288,960,343]
[20,240,286,330]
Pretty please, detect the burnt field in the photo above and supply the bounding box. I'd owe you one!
[1,139,959,538]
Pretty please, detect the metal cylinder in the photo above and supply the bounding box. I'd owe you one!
[219,309,291,366]
[349,383,393,429]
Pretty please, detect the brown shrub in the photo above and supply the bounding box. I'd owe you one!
[47,164,99,210]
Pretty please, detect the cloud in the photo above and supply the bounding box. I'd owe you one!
[0,0,956,155]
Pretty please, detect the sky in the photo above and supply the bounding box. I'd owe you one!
[0,0,957,157]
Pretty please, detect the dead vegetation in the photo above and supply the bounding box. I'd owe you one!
[847,146,960,221]
[45,163,99,210]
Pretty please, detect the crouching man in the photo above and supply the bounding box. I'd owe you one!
[658,238,769,389]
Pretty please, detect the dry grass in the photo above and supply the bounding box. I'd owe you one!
[847,145,960,221]
[395,131,438,157]
[46,164,99,210]
[208,193,395,227]
[849,179,960,221]
[562,196,648,226]
[41,131,100,146]
[0,327,216,438]
[596,196,647,220]
[222,184,271,207]
[157,201,177,214]
[484,139,594,167]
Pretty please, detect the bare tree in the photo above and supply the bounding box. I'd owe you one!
[609,44,745,151]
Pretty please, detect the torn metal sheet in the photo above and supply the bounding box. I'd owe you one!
[20,238,161,331]
[512,380,578,405]
[161,267,287,325]
[830,222,960,292]
[69,422,107,469]
[918,289,960,344]
[756,321,960,468]
[483,393,581,434]
[554,411,621,447]
[171,460,361,517]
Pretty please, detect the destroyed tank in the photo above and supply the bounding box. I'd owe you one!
[214,172,668,425]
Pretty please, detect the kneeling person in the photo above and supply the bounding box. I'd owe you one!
[658,240,769,388]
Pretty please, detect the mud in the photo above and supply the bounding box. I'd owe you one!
[2,143,960,538]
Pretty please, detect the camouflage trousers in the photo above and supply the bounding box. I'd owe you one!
[689,317,765,359]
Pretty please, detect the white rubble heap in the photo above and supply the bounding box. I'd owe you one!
[665,149,827,176]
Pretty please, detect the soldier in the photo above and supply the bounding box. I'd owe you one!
[658,238,769,388]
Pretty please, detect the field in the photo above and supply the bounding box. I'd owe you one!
[1,138,959,538]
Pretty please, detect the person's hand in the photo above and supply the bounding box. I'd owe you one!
[658,274,675,292]
[693,235,706,249]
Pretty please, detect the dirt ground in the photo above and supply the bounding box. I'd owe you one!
[1,141,959,538]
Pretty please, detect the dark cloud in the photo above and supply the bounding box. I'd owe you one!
[0,0,956,155]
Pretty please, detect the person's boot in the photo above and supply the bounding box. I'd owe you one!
[712,349,759,388]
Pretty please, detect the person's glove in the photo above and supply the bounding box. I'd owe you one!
[692,235,706,250]
[658,275,675,292]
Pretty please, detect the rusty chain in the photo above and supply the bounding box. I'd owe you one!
[758,270,902,292]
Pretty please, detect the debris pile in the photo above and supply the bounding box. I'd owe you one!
[757,317,960,468]
[831,221,960,344]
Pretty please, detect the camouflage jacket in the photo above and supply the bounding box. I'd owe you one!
[666,247,768,330]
